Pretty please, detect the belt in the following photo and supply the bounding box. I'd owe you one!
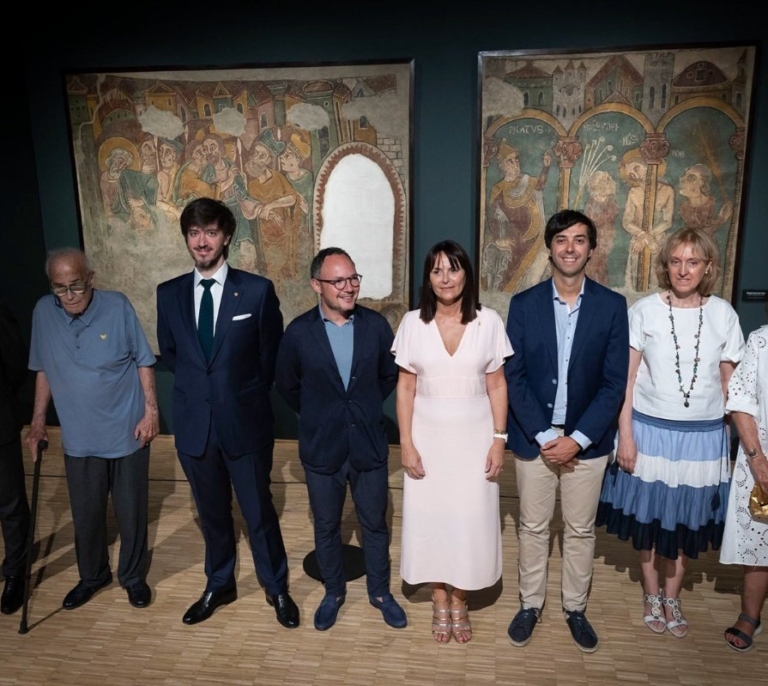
[551,424,565,429]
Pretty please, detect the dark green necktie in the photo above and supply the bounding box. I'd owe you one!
[198,278,215,361]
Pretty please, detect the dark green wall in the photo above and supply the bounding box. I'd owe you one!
[18,2,767,438]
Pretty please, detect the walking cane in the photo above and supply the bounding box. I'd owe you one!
[18,439,48,634]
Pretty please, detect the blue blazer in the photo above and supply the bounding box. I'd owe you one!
[505,277,629,460]
[274,305,398,475]
[156,267,283,457]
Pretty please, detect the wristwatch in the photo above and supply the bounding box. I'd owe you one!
[493,429,508,441]
[745,446,760,460]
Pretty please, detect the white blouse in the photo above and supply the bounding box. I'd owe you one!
[630,293,744,420]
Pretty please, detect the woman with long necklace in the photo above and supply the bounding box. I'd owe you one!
[597,228,744,638]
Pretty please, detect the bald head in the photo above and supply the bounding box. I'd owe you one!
[46,248,94,316]
[45,248,90,280]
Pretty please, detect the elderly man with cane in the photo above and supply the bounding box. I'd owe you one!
[25,248,158,611]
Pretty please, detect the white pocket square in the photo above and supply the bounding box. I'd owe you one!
[232,313,252,321]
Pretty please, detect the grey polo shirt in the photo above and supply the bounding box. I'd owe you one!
[29,290,156,458]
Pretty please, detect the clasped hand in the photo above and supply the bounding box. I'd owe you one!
[540,436,580,471]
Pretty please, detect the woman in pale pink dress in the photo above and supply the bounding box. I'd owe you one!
[392,240,513,643]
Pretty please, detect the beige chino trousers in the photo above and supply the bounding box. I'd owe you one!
[514,438,608,613]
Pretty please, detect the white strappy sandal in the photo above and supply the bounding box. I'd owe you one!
[663,596,688,638]
[643,590,666,634]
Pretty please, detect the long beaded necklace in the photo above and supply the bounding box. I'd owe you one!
[667,291,704,408]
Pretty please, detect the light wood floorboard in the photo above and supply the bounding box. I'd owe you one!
[0,428,766,685]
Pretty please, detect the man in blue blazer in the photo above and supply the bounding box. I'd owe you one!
[156,198,299,628]
[504,209,628,653]
[274,247,406,631]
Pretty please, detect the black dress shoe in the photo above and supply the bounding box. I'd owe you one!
[126,581,152,608]
[182,587,237,625]
[267,591,300,629]
[62,575,113,610]
[1,576,25,615]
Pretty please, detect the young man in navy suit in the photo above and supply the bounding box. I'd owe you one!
[504,209,629,653]
[275,247,406,631]
[156,198,299,628]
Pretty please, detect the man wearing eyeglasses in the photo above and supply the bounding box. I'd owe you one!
[156,197,299,629]
[25,248,159,611]
[275,247,406,631]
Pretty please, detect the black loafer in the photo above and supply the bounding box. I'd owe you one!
[564,610,599,653]
[182,587,237,625]
[62,575,113,610]
[267,591,300,629]
[1,576,25,615]
[126,581,152,608]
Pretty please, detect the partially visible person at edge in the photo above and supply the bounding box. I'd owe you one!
[392,240,512,644]
[720,317,768,652]
[0,299,31,615]
[275,247,406,632]
[597,227,744,639]
[505,209,629,654]
[156,197,299,629]
[25,248,159,611]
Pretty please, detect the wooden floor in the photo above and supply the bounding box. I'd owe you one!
[0,428,766,685]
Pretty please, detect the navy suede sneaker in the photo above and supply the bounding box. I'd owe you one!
[564,610,598,653]
[507,606,541,647]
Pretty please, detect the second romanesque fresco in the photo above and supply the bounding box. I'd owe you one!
[479,44,755,318]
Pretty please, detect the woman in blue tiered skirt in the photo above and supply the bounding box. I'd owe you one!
[597,228,744,638]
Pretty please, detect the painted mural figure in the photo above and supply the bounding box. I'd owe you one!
[484,140,551,293]
[157,139,182,203]
[279,132,315,277]
[239,131,301,284]
[620,148,675,292]
[100,146,159,233]
[678,163,732,236]
[584,170,619,286]
[173,140,215,207]
[156,138,183,220]
[199,133,254,261]
[138,136,158,176]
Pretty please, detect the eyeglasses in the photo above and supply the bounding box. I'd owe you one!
[314,274,363,290]
[51,282,89,297]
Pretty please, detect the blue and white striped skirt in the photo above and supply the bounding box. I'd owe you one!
[596,409,730,560]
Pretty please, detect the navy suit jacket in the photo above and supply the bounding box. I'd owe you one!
[505,277,629,460]
[156,267,283,457]
[274,305,398,475]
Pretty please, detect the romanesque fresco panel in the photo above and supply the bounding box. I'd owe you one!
[64,61,413,351]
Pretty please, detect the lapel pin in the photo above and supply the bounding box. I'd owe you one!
[234,292,239,297]
[100,333,107,340]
